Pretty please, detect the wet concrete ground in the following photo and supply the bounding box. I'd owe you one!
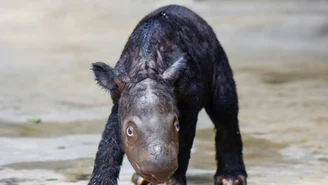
[0,0,328,185]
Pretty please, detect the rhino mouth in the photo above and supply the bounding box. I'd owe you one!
[130,160,174,184]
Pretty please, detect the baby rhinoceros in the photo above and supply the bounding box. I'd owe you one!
[88,4,247,185]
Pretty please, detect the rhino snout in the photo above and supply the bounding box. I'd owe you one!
[137,143,178,183]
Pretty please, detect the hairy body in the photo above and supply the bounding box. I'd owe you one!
[89,5,247,185]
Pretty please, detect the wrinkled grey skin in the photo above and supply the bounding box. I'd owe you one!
[119,78,180,183]
[91,54,185,183]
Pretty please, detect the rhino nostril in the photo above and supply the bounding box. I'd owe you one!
[154,145,162,153]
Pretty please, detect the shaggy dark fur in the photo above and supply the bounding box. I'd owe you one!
[88,5,247,185]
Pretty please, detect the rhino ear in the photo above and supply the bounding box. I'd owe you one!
[92,62,129,92]
[162,56,187,84]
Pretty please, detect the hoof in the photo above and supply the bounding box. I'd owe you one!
[215,175,246,185]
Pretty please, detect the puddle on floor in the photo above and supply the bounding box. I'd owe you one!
[0,119,106,137]
[191,129,295,170]
[4,158,93,182]
[235,61,328,85]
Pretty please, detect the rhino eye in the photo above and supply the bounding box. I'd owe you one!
[174,122,180,132]
[127,126,134,136]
